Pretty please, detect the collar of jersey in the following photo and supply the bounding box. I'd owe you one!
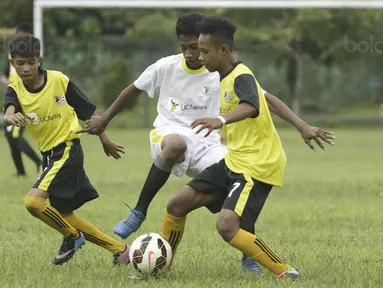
[182,57,206,75]
[23,68,47,94]
[220,61,242,81]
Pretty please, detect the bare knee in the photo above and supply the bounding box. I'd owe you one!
[167,185,215,217]
[216,209,240,242]
[161,134,187,163]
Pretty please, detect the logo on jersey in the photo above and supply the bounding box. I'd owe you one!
[170,98,179,112]
[204,86,215,96]
[54,95,66,106]
[26,113,39,125]
[168,98,207,112]
[224,90,232,102]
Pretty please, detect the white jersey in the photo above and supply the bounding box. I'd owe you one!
[134,54,221,142]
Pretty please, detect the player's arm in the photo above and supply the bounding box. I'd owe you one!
[80,59,164,135]
[264,92,335,151]
[3,86,25,126]
[192,74,259,136]
[66,81,125,159]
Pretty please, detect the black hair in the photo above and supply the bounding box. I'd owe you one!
[176,12,205,37]
[9,35,41,58]
[15,22,33,35]
[197,16,237,48]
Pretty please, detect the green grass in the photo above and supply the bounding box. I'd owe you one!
[0,128,382,288]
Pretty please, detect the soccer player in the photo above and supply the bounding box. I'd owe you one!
[1,22,43,177]
[159,16,303,280]
[81,13,334,273]
[3,35,130,265]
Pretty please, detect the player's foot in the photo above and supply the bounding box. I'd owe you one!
[241,255,263,276]
[113,245,130,265]
[52,232,85,265]
[114,209,146,239]
[12,173,27,178]
[277,267,301,280]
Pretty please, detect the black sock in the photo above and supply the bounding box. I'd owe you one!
[7,138,25,175]
[134,157,173,215]
[18,137,42,167]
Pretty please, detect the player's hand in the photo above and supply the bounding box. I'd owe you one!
[298,123,335,151]
[77,115,107,135]
[6,112,26,127]
[191,117,223,137]
[102,139,125,159]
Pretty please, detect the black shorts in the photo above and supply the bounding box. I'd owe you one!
[33,139,99,213]
[4,125,24,139]
[187,159,272,229]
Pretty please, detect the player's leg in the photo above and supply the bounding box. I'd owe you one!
[17,127,43,174]
[24,188,85,265]
[114,132,187,239]
[190,144,262,273]
[161,160,227,261]
[5,125,26,176]
[216,177,300,280]
[59,168,129,265]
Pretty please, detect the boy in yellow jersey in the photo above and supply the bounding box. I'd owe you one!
[3,35,130,266]
[159,16,301,280]
[1,22,43,177]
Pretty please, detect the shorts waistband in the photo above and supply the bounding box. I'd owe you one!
[41,138,80,157]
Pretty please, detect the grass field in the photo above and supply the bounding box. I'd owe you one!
[0,128,382,288]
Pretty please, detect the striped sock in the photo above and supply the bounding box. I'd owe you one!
[24,196,78,238]
[229,229,289,274]
[160,212,186,256]
[64,213,125,254]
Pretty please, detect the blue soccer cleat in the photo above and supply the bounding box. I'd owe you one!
[52,231,85,265]
[241,254,263,276]
[114,209,146,239]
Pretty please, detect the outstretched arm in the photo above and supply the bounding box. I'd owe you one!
[264,92,335,151]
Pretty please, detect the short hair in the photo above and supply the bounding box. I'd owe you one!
[197,16,237,48]
[176,12,205,37]
[9,35,41,58]
[15,22,33,35]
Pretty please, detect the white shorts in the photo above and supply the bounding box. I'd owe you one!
[150,125,227,178]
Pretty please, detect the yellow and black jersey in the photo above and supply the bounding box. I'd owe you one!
[4,69,96,152]
[220,62,286,187]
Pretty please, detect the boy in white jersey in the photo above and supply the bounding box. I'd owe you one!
[81,13,335,274]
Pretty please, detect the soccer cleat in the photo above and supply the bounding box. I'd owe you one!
[52,232,85,265]
[113,245,131,266]
[277,267,301,280]
[114,209,146,239]
[241,255,263,276]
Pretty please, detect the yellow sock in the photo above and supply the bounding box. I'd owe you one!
[24,196,78,238]
[160,212,186,256]
[229,229,289,274]
[64,213,125,254]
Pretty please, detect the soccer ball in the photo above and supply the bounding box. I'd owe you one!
[129,233,172,275]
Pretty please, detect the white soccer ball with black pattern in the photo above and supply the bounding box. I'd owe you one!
[129,233,172,275]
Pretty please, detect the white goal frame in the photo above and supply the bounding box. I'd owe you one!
[34,0,383,54]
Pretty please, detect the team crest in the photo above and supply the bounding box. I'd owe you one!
[54,95,66,106]
[204,86,215,96]
[169,98,180,112]
[224,90,232,102]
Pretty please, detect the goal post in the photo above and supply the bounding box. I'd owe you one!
[34,0,383,54]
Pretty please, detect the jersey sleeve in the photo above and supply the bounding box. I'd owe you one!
[65,81,96,121]
[4,86,21,113]
[234,74,260,118]
[133,58,165,98]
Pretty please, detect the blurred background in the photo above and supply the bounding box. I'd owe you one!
[1,0,383,128]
